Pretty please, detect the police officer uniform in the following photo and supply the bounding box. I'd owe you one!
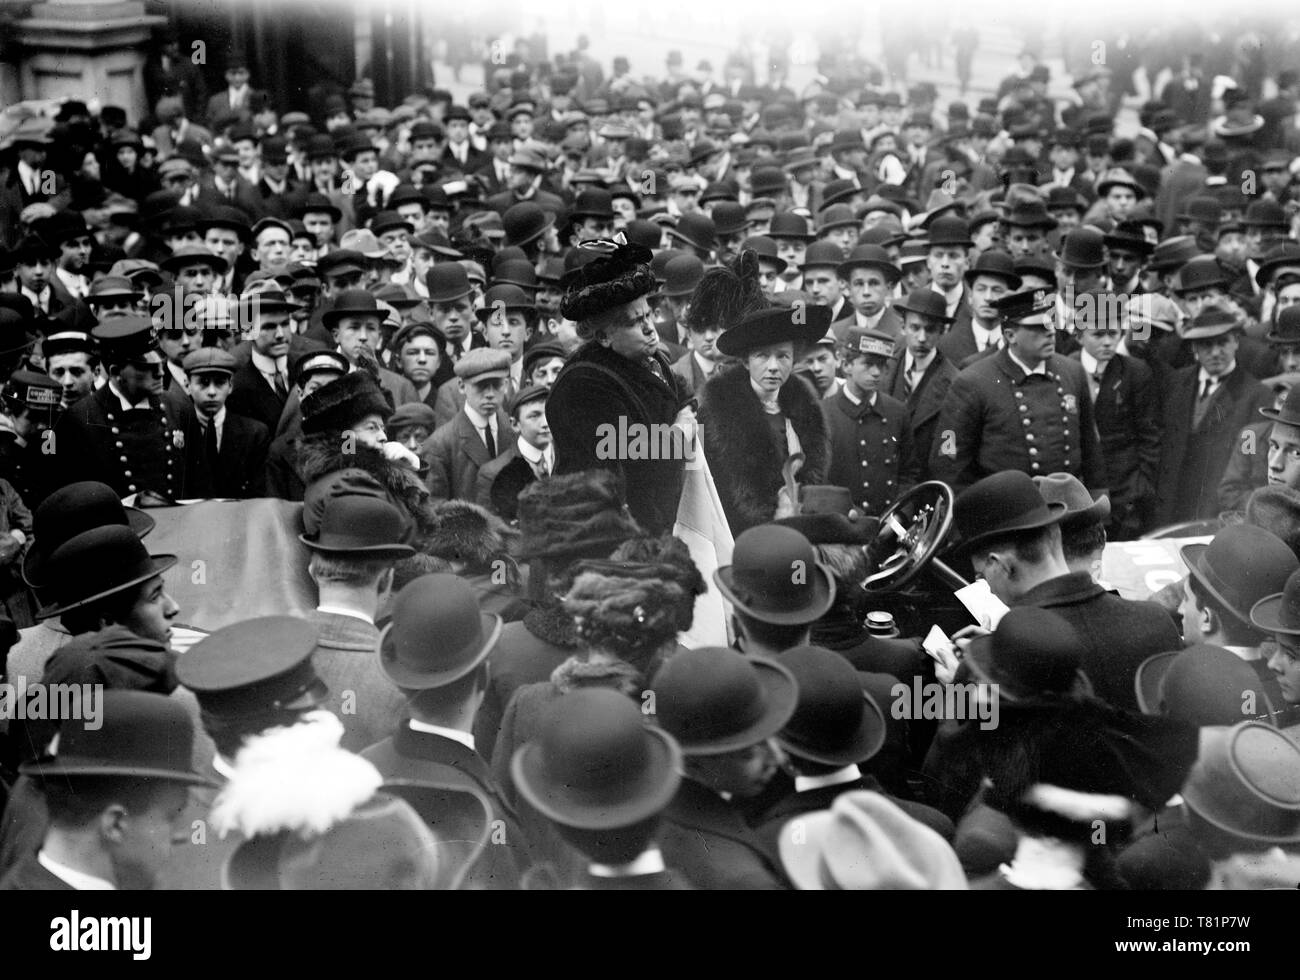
[48,316,184,500]
[824,329,917,516]
[0,370,63,508]
[931,290,1103,492]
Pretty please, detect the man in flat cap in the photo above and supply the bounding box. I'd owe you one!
[475,383,552,523]
[178,347,268,499]
[421,348,512,505]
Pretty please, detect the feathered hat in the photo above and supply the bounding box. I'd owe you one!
[559,239,657,324]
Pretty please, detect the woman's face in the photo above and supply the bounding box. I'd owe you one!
[601,297,659,360]
[746,342,795,394]
[117,146,138,170]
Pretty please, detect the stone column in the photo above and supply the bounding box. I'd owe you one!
[14,0,166,122]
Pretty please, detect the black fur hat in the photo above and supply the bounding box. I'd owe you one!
[425,499,518,570]
[517,470,643,561]
[301,371,391,435]
[559,241,656,323]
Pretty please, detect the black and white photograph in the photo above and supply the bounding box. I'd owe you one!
[0,0,1296,948]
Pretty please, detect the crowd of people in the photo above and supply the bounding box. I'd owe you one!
[1,22,1300,891]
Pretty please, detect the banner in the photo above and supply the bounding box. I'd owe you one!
[672,443,734,648]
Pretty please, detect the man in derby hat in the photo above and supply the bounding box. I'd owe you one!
[318,288,418,410]
[486,146,564,218]
[1180,523,1298,712]
[699,303,833,535]
[925,215,975,323]
[1103,221,1155,296]
[421,347,514,506]
[47,316,185,501]
[653,253,706,364]
[833,244,904,340]
[1155,306,1272,525]
[652,646,798,889]
[799,241,850,325]
[824,326,917,516]
[932,287,1101,492]
[361,573,530,889]
[1032,472,1112,582]
[224,283,325,432]
[881,289,960,481]
[546,242,693,535]
[936,249,1021,365]
[511,689,687,889]
[301,493,414,752]
[1069,292,1162,537]
[0,691,216,890]
[474,383,552,523]
[998,199,1058,261]
[952,470,1179,710]
[1180,722,1300,881]
[177,347,268,499]
[749,645,954,853]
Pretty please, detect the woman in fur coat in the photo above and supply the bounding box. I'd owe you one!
[291,371,436,544]
[698,303,834,536]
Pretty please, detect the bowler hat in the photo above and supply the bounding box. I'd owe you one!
[512,689,682,829]
[667,212,717,253]
[963,249,1022,290]
[1045,186,1088,214]
[742,235,787,273]
[19,691,216,787]
[1177,196,1222,226]
[299,494,415,559]
[300,370,391,435]
[23,481,153,588]
[1055,226,1107,269]
[769,211,814,241]
[779,790,967,890]
[1255,243,1300,288]
[714,524,836,625]
[1135,644,1276,726]
[657,254,706,297]
[1252,565,1300,637]
[893,289,956,324]
[475,283,534,322]
[1000,199,1057,229]
[952,471,1067,556]
[569,187,615,221]
[502,202,554,248]
[837,243,901,283]
[369,211,414,238]
[815,204,858,235]
[715,303,832,359]
[1260,378,1300,426]
[1032,472,1110,527]
[925,215,973,249]
[1271,306,1300,352]
[1182,722,1300,847]
[161,243,227,275]
[711,201,749,237]
[425,263,472,303]
[379,574,502,689]
[651,646,799,755]
[316,249,367,280]
[1182,524,1299,624]
[800,240,846,271]
[1096,168,1146,199]
[1243,199,1289,230]
[964,607,1091,702]
[819,179,861,211]
[320,288,384,328]
[777,645,887,765]
[35,526,177,620]
[750,167,788,198]
[1103,221,1155,256]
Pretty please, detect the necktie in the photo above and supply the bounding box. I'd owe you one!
[482,423,496,457]
[1193,378,1215,429]
[204,417,219,479]
[273,371,288,399]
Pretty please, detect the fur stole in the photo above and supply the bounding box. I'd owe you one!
[699,364,830,536]
[549,653,643,697]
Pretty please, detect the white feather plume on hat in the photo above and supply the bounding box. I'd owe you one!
[209,711,382,839]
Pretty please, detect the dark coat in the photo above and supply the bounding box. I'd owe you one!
[931,348,1103,493]
[1072,352,1163,535]
[659,778,789,890]
[178,404,270,498]
[823,387,917,516]
[225,357,289,433]
[307,609,407,752]
[361,723,528,889]
[1015,572,1181,712]
[1217,419,1271,512]
[296,431,434,538]
[473,610,578,764]
[699,365,830,536]
[1155,364,1270,526]
[474,445,538,522]
[48,384,185,499]
[880,350,960,483]
[420,407,513,505]
[0,854,74,890]
[548,339,688,535]
[669,349,712,399]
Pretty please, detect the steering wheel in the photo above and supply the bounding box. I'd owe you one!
[862,481,959,594]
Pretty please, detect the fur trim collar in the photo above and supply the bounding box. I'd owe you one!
[550,653,643,696]
[295,432,435,539]
[699,365,830,536]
